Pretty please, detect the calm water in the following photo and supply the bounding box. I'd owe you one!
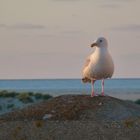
[0,79,140,100]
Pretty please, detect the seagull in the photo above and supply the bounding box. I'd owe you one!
[82,37,114,97]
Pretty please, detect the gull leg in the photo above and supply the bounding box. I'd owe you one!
[91,80,95,97]
[101,79,105,96]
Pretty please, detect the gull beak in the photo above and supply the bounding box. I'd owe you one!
[91,42,97,47]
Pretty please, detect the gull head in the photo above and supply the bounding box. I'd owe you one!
[91,37,108,48]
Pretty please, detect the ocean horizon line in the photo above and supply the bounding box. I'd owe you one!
[0,78,140,81]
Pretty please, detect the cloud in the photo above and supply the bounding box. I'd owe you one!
[0,23,46,30]
[111,24,140,32]
[9,23,46,29]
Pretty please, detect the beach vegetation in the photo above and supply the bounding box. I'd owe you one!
[42,94,52,100]
[0,90,18,98]
[28,92,34,96]
[34,93,43,100]
[124,120,134,128]
[0,105,2,110]
[7,104,15,109]
[134,99,140,105]
[34,93,52,100]
[17,93,34,103]
[34,120,44,128]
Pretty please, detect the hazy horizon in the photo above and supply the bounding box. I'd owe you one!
[0,0,140,79]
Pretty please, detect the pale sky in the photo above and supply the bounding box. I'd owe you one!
[0,0,140,79]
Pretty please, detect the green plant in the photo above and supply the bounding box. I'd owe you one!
[135,99,140,105]
[0,90,8,97]
[124,120,134,128]
[7,104,15,109]
[34,93,43,100]
[17,93,34,103]
[0,90,18,98]
[42,94,52,100]
[0,105,2,110]
[28,92,34,96]
[34,120,44,128]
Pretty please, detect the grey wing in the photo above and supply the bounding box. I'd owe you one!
[82,56,91,83]
[84,56,90,68]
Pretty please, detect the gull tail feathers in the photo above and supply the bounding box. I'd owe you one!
[82,77,91,83]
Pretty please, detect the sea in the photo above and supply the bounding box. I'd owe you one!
[0,78,140,101]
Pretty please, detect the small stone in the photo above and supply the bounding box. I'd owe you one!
[43,114,52,120]
[98,102,102,106]
[51,110,56,113]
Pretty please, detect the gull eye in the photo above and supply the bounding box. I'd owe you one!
[99,40,102,43]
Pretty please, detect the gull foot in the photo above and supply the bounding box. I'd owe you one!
[91,93,99,97]
[100,93,105,97]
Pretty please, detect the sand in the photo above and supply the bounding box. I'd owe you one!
[0,95,140,140]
